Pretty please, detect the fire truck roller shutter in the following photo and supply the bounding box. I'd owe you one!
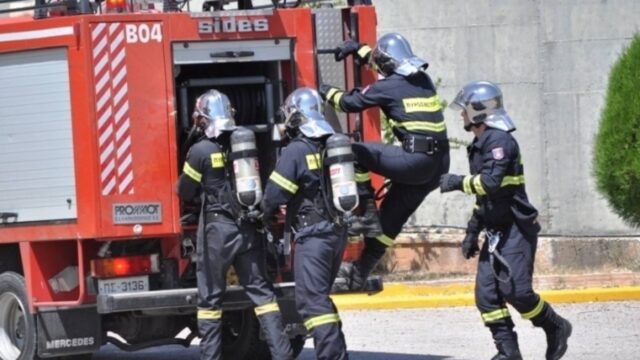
[0,48,77,223]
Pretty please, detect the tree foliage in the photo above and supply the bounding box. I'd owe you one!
[594,34,640,227]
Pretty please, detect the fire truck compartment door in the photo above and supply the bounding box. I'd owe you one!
[172,39,291,64]
[0,48,77,223]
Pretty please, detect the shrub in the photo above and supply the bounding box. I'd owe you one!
[594,34,640,227]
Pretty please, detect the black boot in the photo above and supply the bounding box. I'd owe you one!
[488,321,522,360]
[532,305,572,360]
[257,311,293,360]
[348,197,382,238]
[491,340,523,360]
[337,250,381,291]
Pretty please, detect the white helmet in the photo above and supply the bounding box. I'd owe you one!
[371,33,428,77]
[281,87,335,139]
[193,89,237,139]
[450,81,516,132]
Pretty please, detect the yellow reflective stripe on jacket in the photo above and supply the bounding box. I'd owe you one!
[375,233,394,247]
[183,162,202,182]
[473,175,486,195]
[332,92,344,111]
[326,87,344,111]
[481,308,511,323]
[402,95,443,113]
[211,152,225,168]
[269,171,299,194]
[521,298,545,320]
[501,175,525,187]
[304,313,341,331]
[198,309,222,320]
[355,172,371,183]
[255,302,280,316]
[388,119,446,133]
[463,175,473,194]
[306,153,321,170]
[357,45,372,59]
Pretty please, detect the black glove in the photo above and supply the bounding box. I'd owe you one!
[439,174,464,193]
[319,84,336,101]
[334,39,361,61]
[461,232,480,259]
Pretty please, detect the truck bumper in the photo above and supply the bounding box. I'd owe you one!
[96,276,383,314]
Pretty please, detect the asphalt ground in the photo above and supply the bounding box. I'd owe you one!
[93,284,640,360]
[93,300,640,360]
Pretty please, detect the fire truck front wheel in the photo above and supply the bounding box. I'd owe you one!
[0,271,36,360]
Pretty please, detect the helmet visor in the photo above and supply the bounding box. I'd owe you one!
[395,56,428,76]
[204,118,236,138]
[449,89,467,112]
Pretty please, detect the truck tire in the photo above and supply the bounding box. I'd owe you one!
[0,271,37,360]
[0,272,96,360]
[221,309,268,360]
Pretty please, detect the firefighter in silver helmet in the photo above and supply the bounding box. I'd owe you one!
[177,89,292,360]
[440,81,572,360]
[262,87,351,360]
[321,32,450,291]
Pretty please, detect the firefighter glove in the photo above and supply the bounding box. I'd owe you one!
[462,232,480,259]
[319,84,336,101]
[334,39,362,61]
[439,173,464,193]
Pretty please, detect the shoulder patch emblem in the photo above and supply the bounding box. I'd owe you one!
[492,147,505,160]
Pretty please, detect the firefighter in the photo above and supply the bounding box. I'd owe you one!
[262,87,350,360]
[440,81,572,360]
[176,89,292,360]
[320,32,450,290]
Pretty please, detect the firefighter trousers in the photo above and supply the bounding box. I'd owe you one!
[197,213,292,360]
[352,141,450,245]
[294,220,349,360]
[475,224,544,342]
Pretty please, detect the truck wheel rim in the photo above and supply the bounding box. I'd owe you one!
[0,293,25,360]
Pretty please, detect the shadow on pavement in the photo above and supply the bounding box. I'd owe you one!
[92,345,452,359]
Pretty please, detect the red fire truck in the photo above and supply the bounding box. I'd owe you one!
[0,0,381,358]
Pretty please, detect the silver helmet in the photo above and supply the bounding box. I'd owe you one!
[371,33,428,77]
[450,81,516,132]
[193,89,237,139]
[281,87,335,138]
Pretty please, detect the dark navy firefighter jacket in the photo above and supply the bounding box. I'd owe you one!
[464,128,540,238]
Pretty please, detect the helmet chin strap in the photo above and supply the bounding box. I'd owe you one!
[464,122,483,132]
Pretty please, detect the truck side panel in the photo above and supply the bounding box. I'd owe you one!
[87,19,177,238]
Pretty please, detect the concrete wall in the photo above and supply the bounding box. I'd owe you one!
[373,0,640,236]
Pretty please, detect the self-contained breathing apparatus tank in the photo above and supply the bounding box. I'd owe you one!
[324,133,359,215]
[230,127,262,210]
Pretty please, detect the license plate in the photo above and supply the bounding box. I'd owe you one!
[98,276,149,295]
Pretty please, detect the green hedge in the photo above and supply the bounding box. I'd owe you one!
[594,34,640,227]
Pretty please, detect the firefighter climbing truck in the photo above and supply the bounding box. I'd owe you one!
[0,0,381,358]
